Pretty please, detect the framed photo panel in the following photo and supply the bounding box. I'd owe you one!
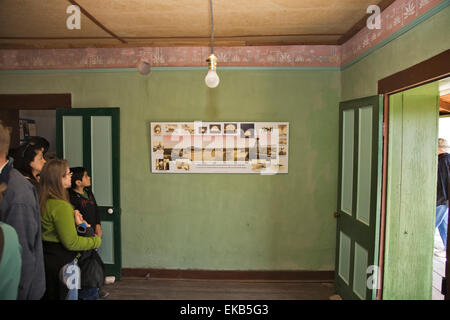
[150,122,289,174]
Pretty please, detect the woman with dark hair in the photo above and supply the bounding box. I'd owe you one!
[11,137,49,191]
[40,159,101,300]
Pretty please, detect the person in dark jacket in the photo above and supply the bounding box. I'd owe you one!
[436,138,450,256]
[0,121,45,300]
[68,167,102,237]
[69,167,106,299]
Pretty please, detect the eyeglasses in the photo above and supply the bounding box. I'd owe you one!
[63,171,73,178]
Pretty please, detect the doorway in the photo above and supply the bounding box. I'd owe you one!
[0,93,71,150]
[18,109,57,160]
[377,49,450,299]
[433,78,450,299]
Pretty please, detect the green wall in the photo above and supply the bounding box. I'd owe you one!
[0,69,340,270]
[0,3,448,274]
[341,5,450,101]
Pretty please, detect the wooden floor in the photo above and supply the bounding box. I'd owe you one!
[102,232,447,300]
[103,279,336,300]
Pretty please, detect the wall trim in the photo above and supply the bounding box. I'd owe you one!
[0,93,72,109]
[341,0,450,71]
[0,66,341,74]
[378,49,450,94]
[121,268,335,282]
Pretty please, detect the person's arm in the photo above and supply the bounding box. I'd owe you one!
[52,202,101,251]
[95,224,102,237]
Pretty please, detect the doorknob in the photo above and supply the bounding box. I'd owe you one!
[334,211,340,218]
[108,208,114,214]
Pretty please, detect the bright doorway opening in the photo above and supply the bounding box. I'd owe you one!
[432,77,450,300]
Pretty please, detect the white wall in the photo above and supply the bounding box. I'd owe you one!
[439,116,450,143]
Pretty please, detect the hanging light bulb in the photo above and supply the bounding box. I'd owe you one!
[205,53,220,88]
[205,0,219,88]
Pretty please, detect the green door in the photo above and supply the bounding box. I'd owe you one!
[334,96,383,300]
[382,82,439,299]
[56,108,121,279]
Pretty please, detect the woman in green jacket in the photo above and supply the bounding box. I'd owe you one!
[39,159,101,300]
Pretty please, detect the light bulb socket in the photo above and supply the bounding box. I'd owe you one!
[206,53,218,71]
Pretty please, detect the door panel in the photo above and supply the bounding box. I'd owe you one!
[57,108,121,279]
[62,115,83,167]
[341,109,355,216]
[99,220,115,265]
[335,96,383,300]
[353,242,369,299]
[91,116,114,207]
[383,82,439,299]
[356,106,373,226]
[338,230,352,285]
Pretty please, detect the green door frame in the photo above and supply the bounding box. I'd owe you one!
[56,108,122,279]
[334,95,383,300]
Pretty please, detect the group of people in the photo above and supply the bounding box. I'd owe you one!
[0,120,107,300]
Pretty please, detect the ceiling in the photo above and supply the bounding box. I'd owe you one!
[0,0,393,49]
[440,77,450,115]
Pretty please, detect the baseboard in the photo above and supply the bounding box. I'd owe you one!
[122,268,334,282]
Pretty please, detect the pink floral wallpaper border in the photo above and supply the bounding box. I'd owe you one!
[0,0,444,70]
[342,0,443,65]
[0,45,341,69]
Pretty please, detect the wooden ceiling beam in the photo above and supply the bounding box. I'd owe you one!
[0,41,341,49]
[0,33,343,48]
[440,99,450,114]
[0,33,342,41]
